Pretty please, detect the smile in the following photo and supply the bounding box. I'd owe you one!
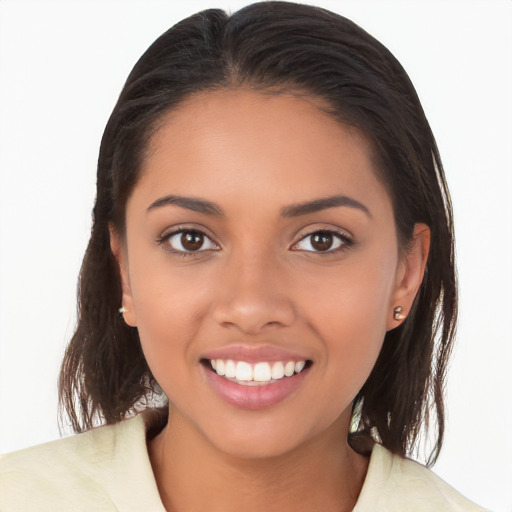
[201,354,312,409]
[208,359,307,385]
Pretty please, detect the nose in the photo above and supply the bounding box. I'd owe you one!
[212,252,296,335]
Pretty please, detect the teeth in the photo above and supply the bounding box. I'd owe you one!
[208,358,308,383]
[225,360,236,379]
[271,361,285,379]
[294,361,305,373]
[253,362,272,382]
[216,359,225,376]
[235,361,253,381]
[284,361,295,377]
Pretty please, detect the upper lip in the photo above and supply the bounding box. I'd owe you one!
[201,345,311,364]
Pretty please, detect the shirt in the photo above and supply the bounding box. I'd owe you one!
[0,412,489,511]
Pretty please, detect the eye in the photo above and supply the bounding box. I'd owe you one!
[292,230,351,253]
[160,229,219,253]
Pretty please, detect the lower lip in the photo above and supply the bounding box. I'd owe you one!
[203,365,310,410]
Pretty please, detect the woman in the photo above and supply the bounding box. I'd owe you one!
[0,2,491,510]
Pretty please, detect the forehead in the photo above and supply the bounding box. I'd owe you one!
[136,88,390,214]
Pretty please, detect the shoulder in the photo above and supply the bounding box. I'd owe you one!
[0,412,165,511]
[354,444,490,512]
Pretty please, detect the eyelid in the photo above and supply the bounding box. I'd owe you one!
[157,225,220,254]
[290,226,354,253]
[156,224,353,256]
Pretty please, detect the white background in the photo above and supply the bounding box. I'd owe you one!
[0,1,510,510]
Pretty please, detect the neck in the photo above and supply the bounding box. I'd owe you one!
[148,410,369,512]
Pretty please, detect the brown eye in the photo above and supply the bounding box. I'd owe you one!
[293,230,349,253]
[311,232,333,251]
[164,229,218,253]
[181,231,204,251]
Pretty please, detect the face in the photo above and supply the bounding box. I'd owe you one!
[114,89,428,459]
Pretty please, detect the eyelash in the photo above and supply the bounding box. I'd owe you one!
[156,227,354,257]
[156,227,219,257]
[292,229,354,255]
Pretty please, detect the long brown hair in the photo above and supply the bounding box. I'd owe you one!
[59,1,456,466]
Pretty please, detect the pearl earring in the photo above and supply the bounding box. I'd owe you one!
[118,306,130,314]
[393,306,405,321]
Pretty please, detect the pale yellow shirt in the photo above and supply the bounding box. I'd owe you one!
[0,412,489,511]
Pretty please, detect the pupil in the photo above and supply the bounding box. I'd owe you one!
[311,232,333,251]
[182,231,203,251]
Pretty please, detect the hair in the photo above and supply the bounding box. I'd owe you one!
[58,1,456,466]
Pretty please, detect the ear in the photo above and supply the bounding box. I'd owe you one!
[109,225,137,327]
[386,223,430,331]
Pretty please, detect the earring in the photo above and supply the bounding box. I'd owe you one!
[393,306,405,321]
[118,306,130,315]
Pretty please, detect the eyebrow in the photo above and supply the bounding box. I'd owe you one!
[147,195,224,216]
[147,193,371,218]
[281,194,371,218]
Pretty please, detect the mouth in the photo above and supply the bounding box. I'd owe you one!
[199,346,313,409]
[201,358,312,386]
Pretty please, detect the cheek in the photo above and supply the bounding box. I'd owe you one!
[129,259,215,381]
[302,254,395,330]
[298,255,397,385]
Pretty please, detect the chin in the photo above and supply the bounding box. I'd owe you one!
[199,409,345,462]
[210,427,307,461]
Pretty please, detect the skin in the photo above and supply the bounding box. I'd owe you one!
[111,89,430,512]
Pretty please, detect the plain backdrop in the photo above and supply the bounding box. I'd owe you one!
[0,1,510,510]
